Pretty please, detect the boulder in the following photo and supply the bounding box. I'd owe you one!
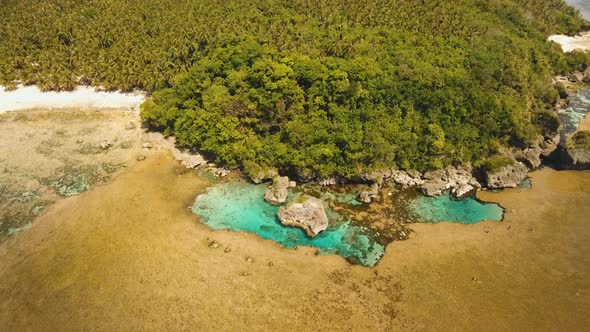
[358,183,380,203]
[420,166,478,196]
[421,179,449,196]
[583,68,590,83]
[278,196,329,237]
[452,183,475,197]
[564,146,590,169]
[318,177,337,186]
[249,167,278,184]
[362,169,393,185]
[568,72,584,83]
[539,134,560,158]
[484,162,529,188]
[99,141,112,149]
[560,131,590,169]
[515,146,542,169]
[390,170,424,187]
[264,176,289,205]
[215,168,229,177]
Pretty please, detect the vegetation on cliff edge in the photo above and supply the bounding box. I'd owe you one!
[1,0,590,178]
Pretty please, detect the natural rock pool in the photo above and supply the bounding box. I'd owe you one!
[192,180,506,266]
[192,181,385,266]
[408,194,504,224]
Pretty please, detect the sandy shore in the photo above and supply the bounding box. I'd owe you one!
[0,135,588,331]
[0,85,145,113]
[548,31,590,52]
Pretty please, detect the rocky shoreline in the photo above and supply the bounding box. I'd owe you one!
[166,79,589,238]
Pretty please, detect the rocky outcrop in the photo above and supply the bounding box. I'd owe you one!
[515,146,542,169]
[358,183,380,203]
[390,170,424,188]
[360,166,478,197]
[513,134,559,169]
[557,131,590,169]
[564,146,590,168]
[264,176,289,205]
[568,72,584,83]
[278,196,329,237]
[318,177,338,186]
[484,162,529,189]
[539,134,560,158]
[249,167,278,184]
[420,166,480,197]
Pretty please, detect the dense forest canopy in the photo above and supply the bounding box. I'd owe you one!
[1,0,589,178]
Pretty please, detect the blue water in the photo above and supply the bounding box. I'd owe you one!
[408,194,504,224]
[559,88,590,133]
[192,181,384,266]
[321,190,363,206]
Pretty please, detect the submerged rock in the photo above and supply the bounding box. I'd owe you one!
[99,141,112,150]
[264,176,289,205]
[278,195,329,237]
[358,183,379,203]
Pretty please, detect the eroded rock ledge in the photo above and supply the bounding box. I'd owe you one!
[278,195,329,237]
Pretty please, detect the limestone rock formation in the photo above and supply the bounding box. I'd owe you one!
[264,176,289,205]
[358,183,380,203]
[390,170,424,187]
[420,166,479,197]
[278,196,329,237]
[559,131,590,169]
[249,167,278,184]
[484,162,529,188]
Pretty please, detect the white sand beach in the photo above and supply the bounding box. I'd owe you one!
[0,85,145,113]
[548,31,590,52]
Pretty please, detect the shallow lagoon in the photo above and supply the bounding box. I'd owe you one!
[192,181,385,266]
[408,193,504,224]
[192,180,505,266]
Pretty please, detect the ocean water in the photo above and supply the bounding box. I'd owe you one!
[566,0,590,20]
[192,181,384,266]
[559,88,590,133]
[408,194,504,224]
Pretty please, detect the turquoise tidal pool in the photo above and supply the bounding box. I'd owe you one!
[192,181,385,266]
[408,194,504,224]
[192,181,505,266]
[559,88,590,133]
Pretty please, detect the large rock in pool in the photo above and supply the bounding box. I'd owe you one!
[278,195,329,237]
[264,176,289,205]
